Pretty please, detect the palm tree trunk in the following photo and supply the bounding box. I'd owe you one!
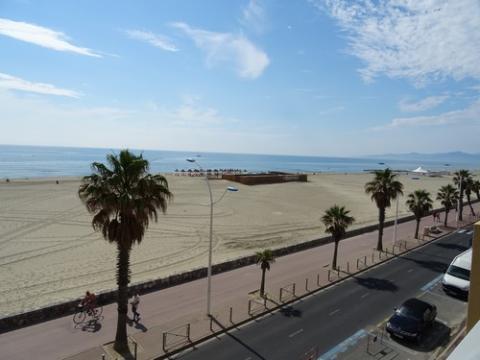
[459,192,464,221]
[444,209,449,227]
[332,239,339,270]
[260,268,266,298]
[467,195,475,216]
[377,207,385,251]
[415,218,420,239]
[114,243,131,353]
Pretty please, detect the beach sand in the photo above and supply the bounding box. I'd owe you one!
[0,173,458,315]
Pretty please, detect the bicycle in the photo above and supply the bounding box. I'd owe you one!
[73,303,103,324]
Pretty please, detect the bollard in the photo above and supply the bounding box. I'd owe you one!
[347,262,350,273]
[229,307,233,323]
[248,299,252,315]
[317,273,320,286]
[305,278,309,291]
[162,333,167,353]
[292,283,296,296]
[187,323,191,341]
[371,253,374,264]
[356,258,360,269]
[134,341,138,360]
[102,355,105,360]
[337,267,340,277]
[210,316,214,332]
[264,296,267,308]
[279,288,283,302]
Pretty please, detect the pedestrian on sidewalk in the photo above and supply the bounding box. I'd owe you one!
[130,292,140,323]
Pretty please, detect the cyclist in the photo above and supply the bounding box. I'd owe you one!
[80,291,97,316]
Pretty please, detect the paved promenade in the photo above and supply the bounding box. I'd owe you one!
[0,206,478,360]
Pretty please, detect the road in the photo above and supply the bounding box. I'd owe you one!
[174,228,472,360]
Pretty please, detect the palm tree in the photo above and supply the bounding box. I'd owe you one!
[406,190,433,239]
[464,177,476,217]
[365,169,404,251]
[453,170,471,221]
[473,180,480,201]
[436,185,458,227]
[255,249,275,298]
[322,205,355,270]
[78,150,172,353]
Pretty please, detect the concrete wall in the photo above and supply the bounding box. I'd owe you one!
[222,173,307,185]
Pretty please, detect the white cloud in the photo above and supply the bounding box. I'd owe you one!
[398,95,449,112]
[171,22,269,79]
[0,18,101,57]
[240,0,266,34]
[374,98,480,130]
[0,72,81,98]
[125,29,179,52]
[315,0,480,84]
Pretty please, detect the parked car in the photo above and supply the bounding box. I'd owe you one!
[442,248,471,297]
[386,298,437,343]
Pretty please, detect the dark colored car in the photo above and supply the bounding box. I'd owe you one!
[386,298,437,343]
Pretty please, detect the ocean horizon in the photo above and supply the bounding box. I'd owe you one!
[0,144,478,179]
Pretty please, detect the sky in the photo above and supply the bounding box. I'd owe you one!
[0,0,479,157]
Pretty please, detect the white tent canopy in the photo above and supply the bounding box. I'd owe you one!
[412,166,429,174]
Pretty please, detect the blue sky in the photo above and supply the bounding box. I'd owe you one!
[0,0,479,156]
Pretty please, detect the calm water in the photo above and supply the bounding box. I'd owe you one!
[0,145,477,179]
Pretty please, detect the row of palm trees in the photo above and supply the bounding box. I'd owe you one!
[78,151,477,352]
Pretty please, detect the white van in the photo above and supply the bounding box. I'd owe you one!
[442,248,471,296]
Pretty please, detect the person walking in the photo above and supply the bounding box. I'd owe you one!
[130,292,140,323]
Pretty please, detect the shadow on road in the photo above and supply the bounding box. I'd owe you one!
[210,316,267,360]
[401,256,448,273]
[80,319,102,332]
[266,298,303,318]
[435,242,469,252]
[354,276,398,292]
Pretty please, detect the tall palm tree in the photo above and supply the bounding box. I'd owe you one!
[255,249,275,298]
[406,190,433,239]
[464,177,476,216]
[436,185,458,227]
[365,169,404,251]
[78,150,172,353]
[453,170,471,221]
[322,205,355,270]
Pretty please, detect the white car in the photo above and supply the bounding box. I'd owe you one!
[442,248,471,296]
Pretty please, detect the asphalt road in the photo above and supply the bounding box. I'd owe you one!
[173,228,472,360]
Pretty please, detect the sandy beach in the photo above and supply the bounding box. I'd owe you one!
[0,173,462,316]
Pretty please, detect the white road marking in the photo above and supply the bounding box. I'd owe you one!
[288,328,304,338]
[361,293,369,299]
[329,309,340,316]
[466,230,473,235]
[407,268,414,273]
[458,229,466,234]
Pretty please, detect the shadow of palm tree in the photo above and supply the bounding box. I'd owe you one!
[354,277,399,292]
[209,316,267,360]
[435,242,469,252]
[401,255,449,273]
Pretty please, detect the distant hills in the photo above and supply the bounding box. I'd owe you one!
[366,151,480,163]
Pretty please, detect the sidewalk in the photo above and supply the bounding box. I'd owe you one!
[0,206,478,360]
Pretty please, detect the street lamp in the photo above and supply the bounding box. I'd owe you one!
[456,173,462,229]
[186,158,238,316]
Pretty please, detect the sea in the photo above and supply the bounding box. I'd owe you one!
[0,144,478,179]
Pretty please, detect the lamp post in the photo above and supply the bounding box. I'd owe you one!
[186,158,238,316]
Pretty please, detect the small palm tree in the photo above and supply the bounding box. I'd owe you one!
[453,170,471,221]
[464,177,476,217]
[255,249,275,298]
[78,150,172,353]
[365,169,404,251]
[406,190,433,239]
[322,205,355,269]
[437,185,458,227]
